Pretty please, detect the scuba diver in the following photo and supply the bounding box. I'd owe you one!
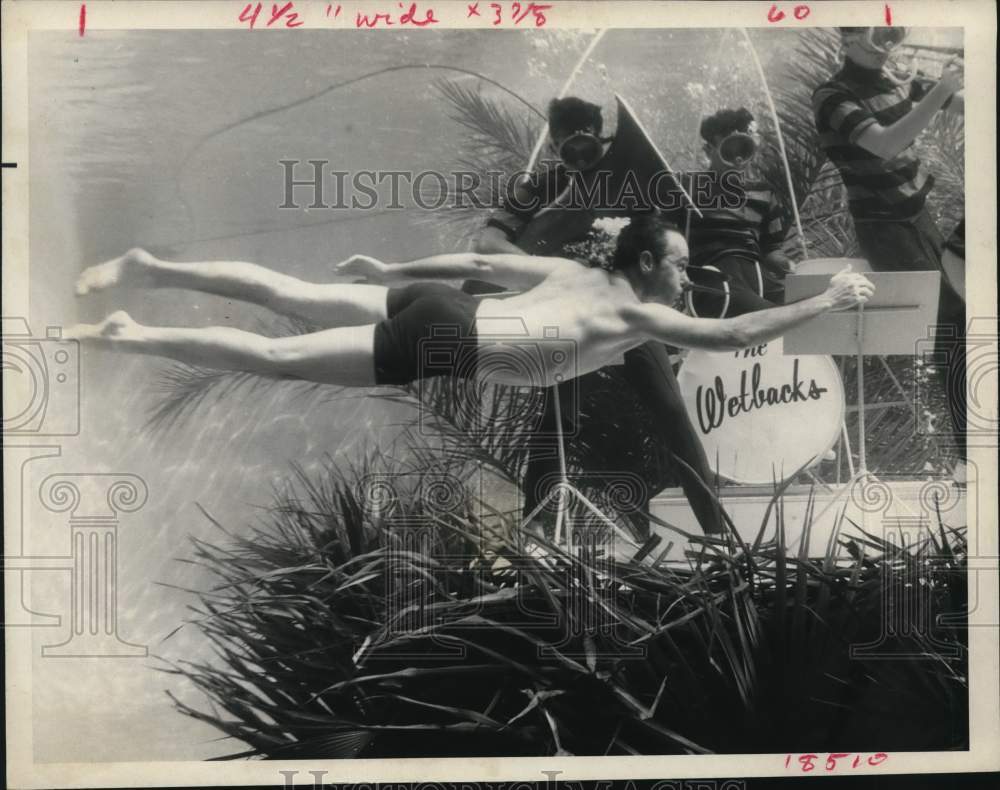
[70,216,875,528]
[684,107,793,318]
[812,25,967,479]
[465,96,611,287]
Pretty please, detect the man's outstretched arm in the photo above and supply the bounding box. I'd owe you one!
[625,267,874,351]
[334,251,578,290]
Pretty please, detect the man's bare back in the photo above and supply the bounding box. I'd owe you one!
[474,267,643,386]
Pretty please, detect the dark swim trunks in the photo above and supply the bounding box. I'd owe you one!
[372,283,479,386]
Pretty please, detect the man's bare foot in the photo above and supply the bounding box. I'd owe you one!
[65,311,142,345]
[75,248,159,296]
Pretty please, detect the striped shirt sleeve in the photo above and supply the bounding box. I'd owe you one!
[761,192,790,254]
[813,84,878,144]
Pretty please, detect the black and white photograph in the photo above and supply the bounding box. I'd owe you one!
[2,1,997,786]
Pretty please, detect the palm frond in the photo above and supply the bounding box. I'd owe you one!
[435,79,539,169]
[164,438,968,758]
[415,80,543,244]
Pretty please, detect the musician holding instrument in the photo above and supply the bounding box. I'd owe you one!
[685,107,793,318]
[812,26,967,476]
[470,97,725,537]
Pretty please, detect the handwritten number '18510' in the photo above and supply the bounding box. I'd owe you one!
[786,753,890,773]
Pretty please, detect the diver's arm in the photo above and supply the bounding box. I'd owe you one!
[855,65,962,158]
[472,178,538,255]
[855,85,951,158]
[626,268,874,351]
[334,252,577,289]
[472,225,528,255]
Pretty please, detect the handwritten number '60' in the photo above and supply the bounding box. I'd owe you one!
[768,4,811,22]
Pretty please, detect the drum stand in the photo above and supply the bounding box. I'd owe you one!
[517,387,642,554]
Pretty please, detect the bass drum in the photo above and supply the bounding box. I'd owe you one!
[677,337,845,485]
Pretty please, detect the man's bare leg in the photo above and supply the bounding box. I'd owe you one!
[66,311,378,387]
[75,248,389,327]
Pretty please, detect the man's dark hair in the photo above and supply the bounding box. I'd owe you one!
[612,213,683,272]
[838,27,868,37]
[699,107,755,143]
[548,97,604,140]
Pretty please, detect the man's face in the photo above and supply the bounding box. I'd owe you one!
[643,230,690,304]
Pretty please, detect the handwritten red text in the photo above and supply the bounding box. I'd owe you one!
[238,2,304,29]
[767,3,811,22]
[785,752,890,774]
[488,2,551,26]
[356,2,439,27]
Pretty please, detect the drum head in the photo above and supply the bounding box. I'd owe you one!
[677,338,845,485]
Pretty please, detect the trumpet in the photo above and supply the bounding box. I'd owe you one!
[853,27,963,87]
[885,44,964,87]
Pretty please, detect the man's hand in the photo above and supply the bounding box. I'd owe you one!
[823,265,875,311]
[334,254,388,283]
[763,250,795,275]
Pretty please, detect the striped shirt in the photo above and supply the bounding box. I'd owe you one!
[687,175,789,268]
[813,60,936,222]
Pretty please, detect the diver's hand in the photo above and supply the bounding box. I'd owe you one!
[334,254,388,283]
[938,57,963,96]
[823,265,875,311]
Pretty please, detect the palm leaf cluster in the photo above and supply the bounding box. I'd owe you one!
[415,80,541,242]
[164,445,968,758]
